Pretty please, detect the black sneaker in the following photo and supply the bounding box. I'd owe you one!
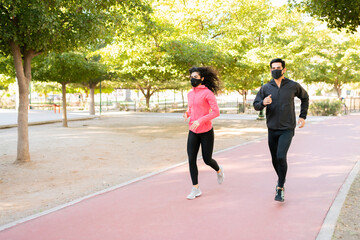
[275,187,285,202]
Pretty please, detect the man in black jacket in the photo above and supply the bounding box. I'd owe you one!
[253,58,309,202]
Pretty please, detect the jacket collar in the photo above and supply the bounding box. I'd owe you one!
[270,77,289,87]
[192,84,207,90]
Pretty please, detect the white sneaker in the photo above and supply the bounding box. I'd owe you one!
[187,187,202,200]
[217,165,224,184]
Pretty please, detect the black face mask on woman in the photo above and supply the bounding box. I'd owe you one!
[271,69,283,79]
[191,78,202,87]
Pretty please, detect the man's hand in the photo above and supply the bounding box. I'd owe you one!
[298,118,305,128]
[263,94,272,106]
[190,120,200,131]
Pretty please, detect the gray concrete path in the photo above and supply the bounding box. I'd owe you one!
[0,109,96,128]
[0,109,334,129]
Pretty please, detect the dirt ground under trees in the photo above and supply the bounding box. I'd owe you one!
[0,113,358,238]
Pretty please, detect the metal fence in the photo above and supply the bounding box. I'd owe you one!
[94,97,259,114]
[344,97,360,113]
[9,93,360,115]
[116,96,360,115]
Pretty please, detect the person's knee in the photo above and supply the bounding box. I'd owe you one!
[188,158,197,165]
[277,157,287,167]
[203,157,213,166]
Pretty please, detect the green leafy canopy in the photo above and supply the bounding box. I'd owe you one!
[289,0,360,33]
[0,0,151,55]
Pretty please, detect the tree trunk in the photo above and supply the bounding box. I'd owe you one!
[89,85,95,115]
[181,89,185,108]
[238,90,247,113]
[146,92,150,109]
[61,83,68,127]
[242,90,247,113]
[10,41,33,163]
[334,80,342,98]
[144,85,152,109]
[139,84,157,109]
[336,87,341,98]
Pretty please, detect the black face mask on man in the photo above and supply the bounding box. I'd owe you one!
[271,69,283,79]
[191,78,202,87]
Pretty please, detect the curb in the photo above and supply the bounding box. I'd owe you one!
[0,116,97,129]
[316,160,360,240]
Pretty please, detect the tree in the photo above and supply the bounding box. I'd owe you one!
[162,38,223,107]
[118,46,175,108]
[149,0,228,98]
[302,29,360,98]
[102,11,182,109]
[290,0,360,33]
[164,38,223,81]
[33,52,102,126]
[0,0,149,163]
[80,54,109,115]
[223,61,266,112]
[212,0,271,111]
[31,81,61,101]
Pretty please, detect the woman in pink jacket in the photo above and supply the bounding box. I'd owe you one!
[183,66,224,200]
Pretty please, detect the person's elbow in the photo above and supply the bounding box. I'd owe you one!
[253,102,263,111]
[214,108,220,118]
[302,94,309,101]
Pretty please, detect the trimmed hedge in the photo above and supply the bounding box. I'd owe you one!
[309,99,342,116]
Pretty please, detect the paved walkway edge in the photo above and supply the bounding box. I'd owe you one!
[0,138,263,232]
[316,160,360,240]
[0,116,97,129]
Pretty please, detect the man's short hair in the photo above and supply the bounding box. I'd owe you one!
[270,58,285,69]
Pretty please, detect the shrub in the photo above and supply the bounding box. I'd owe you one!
[0,93,16,109]
[150,104,160,112]
[309,99,342,116]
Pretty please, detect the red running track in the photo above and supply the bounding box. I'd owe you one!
[1,115,360,240]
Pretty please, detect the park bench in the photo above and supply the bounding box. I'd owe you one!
[29,104,60,113]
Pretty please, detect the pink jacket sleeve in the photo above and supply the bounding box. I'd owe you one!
[186,93,192,118]
[197,91,220,124]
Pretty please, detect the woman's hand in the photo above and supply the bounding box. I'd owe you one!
[183,112,189,121]
[190,120,200,131]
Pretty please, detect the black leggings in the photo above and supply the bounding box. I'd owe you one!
[187,128,220,185]
[268,129,294,188]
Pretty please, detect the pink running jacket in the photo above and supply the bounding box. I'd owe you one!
[186,85,220,133]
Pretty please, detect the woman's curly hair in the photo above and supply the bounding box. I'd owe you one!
[189,66,221,95]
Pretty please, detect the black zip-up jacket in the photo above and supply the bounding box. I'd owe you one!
[253,78,309,130]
